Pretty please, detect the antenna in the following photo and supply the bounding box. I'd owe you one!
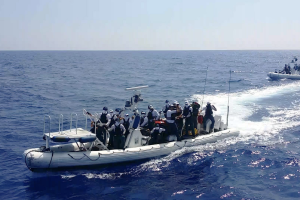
[226,70,231,127]
[202,66,208,107]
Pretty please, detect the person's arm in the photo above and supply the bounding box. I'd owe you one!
[154,110,160,120]
[105,116,111,127]
[121,124,126,135]
[212,105,217,111]
[160,128,166,133]
[108,125,115,132]
[141,117,148,127]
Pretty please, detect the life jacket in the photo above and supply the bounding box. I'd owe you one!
[205,104,213,116]
[152,128,160,135]
[100,113,108,123]
[192,103,200,116]
[147,111,153,120]
[163,104,170,113]
[183,106,191,117]
[109,114,115,127]
[140,116,147,126]
[123,118,130,129]
[115,124,122,135]
[167,110,176,121]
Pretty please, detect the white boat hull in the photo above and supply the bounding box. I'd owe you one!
[23,129,239,170]
[268,72,300,80]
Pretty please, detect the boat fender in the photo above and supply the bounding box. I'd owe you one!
[51,136,71,142]
[198,115,203,124]
[78,135,96,143]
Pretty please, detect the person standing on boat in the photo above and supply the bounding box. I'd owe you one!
[202,102,217,133]
[97,107,111,146]
[109,110,115,128]
[108,119,126,149]
[182,101,195,137]
[147,105,160,130]
[191,101,201,132]
[121,113,131,139]
[163,100,170,118]
[166,106,180,141]
[140,111,149,128]
[174,101,183,137]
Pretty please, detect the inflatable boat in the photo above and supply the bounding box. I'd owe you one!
[23,86,239,171]
[268,57,299,80]
[267,72,300,80]
[23,119,239,171]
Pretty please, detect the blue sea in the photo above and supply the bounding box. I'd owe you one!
[1,50,300,200]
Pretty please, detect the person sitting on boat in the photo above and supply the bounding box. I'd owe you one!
[108,119,126,149]
[140,111,149,129]
[163,100,170,118]
[182,101,195,137]
[166,105,180,141]
[150,124,166,144]
[202,102,217,133]
[147,105,160,130]
[97,107,111,146]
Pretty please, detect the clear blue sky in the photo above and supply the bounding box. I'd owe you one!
[0,0,299,50]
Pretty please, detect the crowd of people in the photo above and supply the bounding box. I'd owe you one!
[276,57,298,74]
[90,100,217,149]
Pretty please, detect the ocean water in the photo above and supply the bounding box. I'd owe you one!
[0,50,300,200]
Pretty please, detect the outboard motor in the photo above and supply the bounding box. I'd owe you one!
[125,100,132,108]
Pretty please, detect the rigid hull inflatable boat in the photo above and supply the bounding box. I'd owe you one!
[23,84,239,171]
[24,126,239,171]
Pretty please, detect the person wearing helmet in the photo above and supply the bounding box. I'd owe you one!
[108,118,126,149]
[163,100,170,117]
[166,104,180,141]
[202,102,217,133]
[191,101,201,132]
[140,111,149,128]
[182,101,195,137]
[121,113,131,139]
[108,110,115,128]
[96,107,111,146]
[174,101,183,137]
[150,124,166,144]
[147,105,159,130]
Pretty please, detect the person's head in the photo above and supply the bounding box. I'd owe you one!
[141,111,146,117]
[148,105,154,111]
[124,113,129,119]
[185,101,189,107]
[207,102,211,107]
[165,100,169,104]
[109,109,114,115]
[102,107,108,114]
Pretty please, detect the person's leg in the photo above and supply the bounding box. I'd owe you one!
[189,117,195,137]
[209,115,215,131]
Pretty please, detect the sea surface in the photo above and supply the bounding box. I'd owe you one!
[1,50,300,200]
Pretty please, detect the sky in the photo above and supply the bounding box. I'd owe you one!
[0,0,299,50]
